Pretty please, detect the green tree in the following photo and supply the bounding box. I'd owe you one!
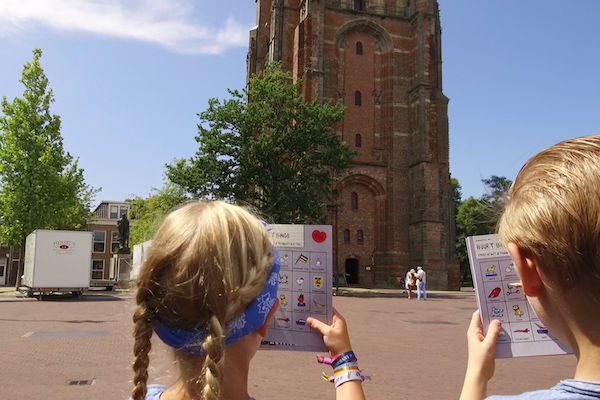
[450,176,462,218]
[128,183,188,246]
[166,62,354,223]
[454,175,512,285]
[481,175,512,205]
[0,49,97,278]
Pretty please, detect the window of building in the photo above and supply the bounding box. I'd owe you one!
[353,0,364,11]
[354,91,362,106]
[351,192,358,211]
[93,231,106,253]
[111,231,120,253]
[357,229,364,245]
[355,134,362,148]
[109,205,119,219]
[343,229,350,244]
[91,260,104,280]
[356,41,363,55]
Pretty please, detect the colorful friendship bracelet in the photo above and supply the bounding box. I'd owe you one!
[334,368,363,388]
[331,350,357,369]
[322,372,371,384]
[333,362,359,373]
[316,354,333,365]
[317,351,368,388]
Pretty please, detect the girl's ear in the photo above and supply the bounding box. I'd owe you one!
[256,299,279,337]
[506,242,542,297]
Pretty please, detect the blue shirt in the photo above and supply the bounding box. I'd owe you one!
[487,380,600,399]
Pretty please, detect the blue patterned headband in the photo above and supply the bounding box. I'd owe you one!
[153,247,280,355]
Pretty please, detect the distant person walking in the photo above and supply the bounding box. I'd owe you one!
[405,269,416,299]
[416,265,427,300]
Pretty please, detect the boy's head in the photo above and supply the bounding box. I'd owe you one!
[498,135,600,302]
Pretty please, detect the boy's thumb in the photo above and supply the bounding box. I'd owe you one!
[484,320,502,344]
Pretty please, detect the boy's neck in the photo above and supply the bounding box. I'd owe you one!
[574,338,600,382]
[561,294,600,383]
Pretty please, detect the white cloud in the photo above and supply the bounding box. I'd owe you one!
[0,0,250,54]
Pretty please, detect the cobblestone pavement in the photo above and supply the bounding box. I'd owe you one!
[0,289,576,400]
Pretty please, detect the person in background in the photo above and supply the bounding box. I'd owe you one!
[405,268,416,299]
[415,266,427,300]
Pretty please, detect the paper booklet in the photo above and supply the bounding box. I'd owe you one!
[261,224,333,352]
[466,234,572,358]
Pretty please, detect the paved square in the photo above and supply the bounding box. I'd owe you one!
[0,291,575,399]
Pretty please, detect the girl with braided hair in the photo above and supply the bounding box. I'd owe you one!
[130,201,365,400]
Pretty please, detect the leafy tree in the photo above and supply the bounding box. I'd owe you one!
[454,175,512,285]
[450,176,462,218]
[128,183,188,246]
[166,62,354,223]
[481,175,512,205]
[0,49,97,280]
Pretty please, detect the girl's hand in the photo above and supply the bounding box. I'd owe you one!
[307,308,351,356]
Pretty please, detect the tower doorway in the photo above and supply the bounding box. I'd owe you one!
[345,258,359,284]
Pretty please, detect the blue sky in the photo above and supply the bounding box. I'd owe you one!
[0,0,598,208]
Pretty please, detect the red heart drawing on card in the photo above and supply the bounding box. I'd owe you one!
[312,230,327,243]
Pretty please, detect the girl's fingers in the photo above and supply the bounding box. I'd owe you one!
[307,317,329,336]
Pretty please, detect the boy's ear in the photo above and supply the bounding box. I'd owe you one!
[506,242,542,297]
[256,299,279,337]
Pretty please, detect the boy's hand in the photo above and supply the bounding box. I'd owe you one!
[307,307,352,356]
[466,310,502,381]
[460,310,502,400]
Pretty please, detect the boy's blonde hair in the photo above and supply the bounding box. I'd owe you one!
[498,135,600,300]
[131,201,273,400]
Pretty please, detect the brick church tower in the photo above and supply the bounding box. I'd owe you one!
[247,0,459,290]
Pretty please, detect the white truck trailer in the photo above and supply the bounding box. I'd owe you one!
[131,240,152,282]
[22,230,93,298]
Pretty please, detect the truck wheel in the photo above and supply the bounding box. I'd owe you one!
[71,291,81,299]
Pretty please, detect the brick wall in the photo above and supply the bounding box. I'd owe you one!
[250,0,459,289]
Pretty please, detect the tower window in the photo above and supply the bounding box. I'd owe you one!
[353,0,364,11]
[357,230,364,245]
[356,41,363,55]
[351,192,358,211]
[343,229,350,244]
[354,91,362,106]
[355,134,362,148]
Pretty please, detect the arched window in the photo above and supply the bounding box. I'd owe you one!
[351,192,358,211]
[343,229,350,244]
[355,134,362,148]
[354,91,362,106]
[356,41,363,55]
[357,229,364,245]
[353,0,364,11]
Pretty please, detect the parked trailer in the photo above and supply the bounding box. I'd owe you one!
[22,230,93,298]
[131,240,152,282]
[90,254,119,290]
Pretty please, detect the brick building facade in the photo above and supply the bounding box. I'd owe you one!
[247,0,459,289]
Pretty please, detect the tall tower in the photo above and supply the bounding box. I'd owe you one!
[248,0,459,290]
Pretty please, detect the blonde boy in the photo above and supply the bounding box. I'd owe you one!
[460,136,600,400]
